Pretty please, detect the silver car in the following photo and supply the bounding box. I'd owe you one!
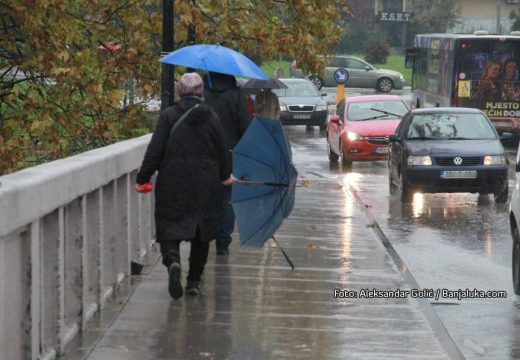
[289,55,405,92]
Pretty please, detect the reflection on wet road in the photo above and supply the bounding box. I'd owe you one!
[286,125,520,359]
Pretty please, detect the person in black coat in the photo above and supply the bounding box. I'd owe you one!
[136,72,233,299]
[204,72,252,255]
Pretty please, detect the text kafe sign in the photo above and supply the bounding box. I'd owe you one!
[378,12,411,22]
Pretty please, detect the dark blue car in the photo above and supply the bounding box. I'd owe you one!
[388,107,510,203]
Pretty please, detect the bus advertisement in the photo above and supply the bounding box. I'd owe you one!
[406,33,520,134]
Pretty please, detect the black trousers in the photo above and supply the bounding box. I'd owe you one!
[159,232,209,282]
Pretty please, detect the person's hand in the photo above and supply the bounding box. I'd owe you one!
[135,182,153,193]
[222,174,237,186]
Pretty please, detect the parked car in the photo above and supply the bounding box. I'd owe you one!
[271,78,328,129]
[509,147,520,295]
[388,107,510,203]
[327,95,408,167]
[289,55,405,92]
[509,149,520,295]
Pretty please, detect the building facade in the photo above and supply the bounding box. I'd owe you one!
[371,0,520,34]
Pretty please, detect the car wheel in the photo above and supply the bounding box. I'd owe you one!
[309,75,324,90]
[342,159,352,168]
[512,225,520,295]
[399,171,413,203]
[327,139,339,163]
[340,142,352,167]
[376,77,393,93]
[494,181,508,203]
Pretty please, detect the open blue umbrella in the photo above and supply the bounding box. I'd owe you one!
[160,44,268,80]
[231,116,297,268]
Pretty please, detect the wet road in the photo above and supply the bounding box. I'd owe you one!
[286,122,520,359]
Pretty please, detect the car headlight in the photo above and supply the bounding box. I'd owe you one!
[280,104,288,111]
[407,156,432,166]
[347,131,365,141]
[483,155,507,165]
[315,104,328,111]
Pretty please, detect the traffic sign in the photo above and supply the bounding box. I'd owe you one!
[334,68,349,84]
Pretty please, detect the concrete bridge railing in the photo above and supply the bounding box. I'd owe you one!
[0,134,155,360]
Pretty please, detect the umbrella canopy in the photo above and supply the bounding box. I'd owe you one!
[231,117,297,252]
[160,44,268,80]
[242,77,288,89]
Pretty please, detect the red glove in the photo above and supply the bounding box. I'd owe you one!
[135,182,153,193]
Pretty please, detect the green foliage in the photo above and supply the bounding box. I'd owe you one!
[0,0,349,174]
[261,60,290,78]
[364,39,390,64]
[0,0,161,174]
[177,0,349,77]
[510,10,520,32]
[406,0,460,44]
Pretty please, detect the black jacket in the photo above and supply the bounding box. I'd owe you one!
[204,72,252,151]
[137,96,231,242]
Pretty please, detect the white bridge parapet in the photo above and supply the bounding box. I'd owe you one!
[0,134,155,360]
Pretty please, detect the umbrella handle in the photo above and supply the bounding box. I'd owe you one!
[272,236,295,270]
[235,179,288,187]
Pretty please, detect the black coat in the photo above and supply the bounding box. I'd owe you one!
[204,72,252,151]
[136,96,231,243]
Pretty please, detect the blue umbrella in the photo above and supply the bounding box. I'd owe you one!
[231,116,297,268]
[160,44,268,80]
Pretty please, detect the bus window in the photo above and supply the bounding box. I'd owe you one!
[410,34,520,134]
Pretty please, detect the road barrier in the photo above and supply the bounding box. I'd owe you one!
[0,135,155,360]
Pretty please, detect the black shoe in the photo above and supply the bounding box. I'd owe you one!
[185,281,200,296]
[168,262,183,299]
[216,247,229,255]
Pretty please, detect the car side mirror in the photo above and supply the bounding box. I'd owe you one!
[500,132,514,141]
[329,114,340,124]
[388,134,400,142]
[321,92,327,97]
[364,66,371,71]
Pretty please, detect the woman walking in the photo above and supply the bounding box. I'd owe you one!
[136,73,233,299]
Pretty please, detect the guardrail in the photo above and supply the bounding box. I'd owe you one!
[0,134,155,360]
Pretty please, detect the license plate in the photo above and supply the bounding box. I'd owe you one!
[441,170,477,179]
[374,147,389,154]
[293,114,311,119]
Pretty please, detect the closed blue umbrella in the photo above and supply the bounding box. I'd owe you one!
[160,44,268,80]
[231,116,297,268]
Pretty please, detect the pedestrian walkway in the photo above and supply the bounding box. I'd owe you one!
[69,174,451,360]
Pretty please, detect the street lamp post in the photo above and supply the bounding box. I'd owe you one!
[161,0,175,111]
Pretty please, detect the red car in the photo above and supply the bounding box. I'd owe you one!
[327,95,408,166]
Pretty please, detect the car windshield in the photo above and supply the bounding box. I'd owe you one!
[347,100,408,121]
[272,81,319,97]
[406,113,497,140]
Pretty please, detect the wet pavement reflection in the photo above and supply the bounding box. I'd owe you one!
[287,125,520,359]
[80,124,454,360]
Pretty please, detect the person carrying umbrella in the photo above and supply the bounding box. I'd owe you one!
[135,73,234,299]
[253,89,280,119]
[204,71,252,255]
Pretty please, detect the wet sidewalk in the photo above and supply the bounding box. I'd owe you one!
[72,176,453,360]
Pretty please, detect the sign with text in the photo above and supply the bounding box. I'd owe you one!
[378,12,411,22]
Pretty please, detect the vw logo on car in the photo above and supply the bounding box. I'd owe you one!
[453,157,463,165]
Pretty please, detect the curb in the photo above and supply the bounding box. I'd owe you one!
[347,184,466,360]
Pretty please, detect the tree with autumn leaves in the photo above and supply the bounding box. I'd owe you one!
[0,0,347,174]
